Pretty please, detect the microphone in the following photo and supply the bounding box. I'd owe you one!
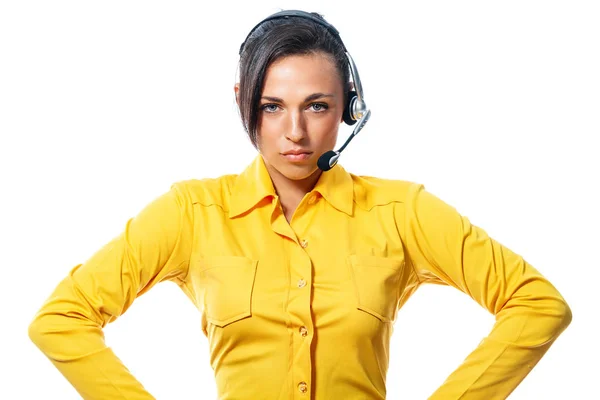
[317,109,371,171]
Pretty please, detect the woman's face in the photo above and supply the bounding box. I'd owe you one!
[240,52,345,185]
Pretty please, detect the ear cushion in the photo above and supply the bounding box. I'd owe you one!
[343,91,358,125]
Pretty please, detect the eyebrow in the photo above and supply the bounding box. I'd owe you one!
[260,93,335,103]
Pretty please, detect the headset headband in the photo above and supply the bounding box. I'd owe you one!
[238,10,347,56]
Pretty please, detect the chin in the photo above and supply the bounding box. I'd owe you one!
[264,155,319,181]
[278,163,320,181]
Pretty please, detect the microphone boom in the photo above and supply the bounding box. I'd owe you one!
[317,109,371,171]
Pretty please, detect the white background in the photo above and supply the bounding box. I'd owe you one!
[1,1,598,399]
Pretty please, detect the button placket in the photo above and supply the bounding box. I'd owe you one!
[288,236,312,399]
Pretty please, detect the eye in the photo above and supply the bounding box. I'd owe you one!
[310,103,329,112]
[260,104,280,113]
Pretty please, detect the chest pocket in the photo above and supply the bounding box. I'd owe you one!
[198,256,258,328]
[347,254,405,323]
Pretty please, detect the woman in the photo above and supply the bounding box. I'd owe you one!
[28,10,572,399]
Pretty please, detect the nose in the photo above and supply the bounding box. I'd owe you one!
[285,109,307,142]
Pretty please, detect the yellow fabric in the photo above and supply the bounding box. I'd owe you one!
[29,154,571,399]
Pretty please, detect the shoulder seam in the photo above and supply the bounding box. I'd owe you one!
[193,201,228,213]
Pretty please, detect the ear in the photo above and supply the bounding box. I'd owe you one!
[234,83,241,107]
[340,81,356,123]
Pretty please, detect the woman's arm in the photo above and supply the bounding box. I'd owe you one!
[28,183,193,399]
[401,183,571,399]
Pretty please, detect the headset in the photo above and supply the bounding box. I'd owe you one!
[238,10,372,171]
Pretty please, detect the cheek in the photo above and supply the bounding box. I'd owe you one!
[256,127,276,148]
[309,116,340,140]
[255,131,281,158]
[256,118,272,145]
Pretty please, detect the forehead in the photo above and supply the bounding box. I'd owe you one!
[262,53,343,96]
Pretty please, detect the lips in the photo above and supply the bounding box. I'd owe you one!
[282,150,312,156]
[281,151,312,162]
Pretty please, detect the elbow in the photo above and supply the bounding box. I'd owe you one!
[28,314,49,350]
[28,313,77,362]
[28,310,105,362]
[554,298,572,333]
[531,297,572,347]
[501,294,572,348]
[511,277,573,345]
[28,312,70,356]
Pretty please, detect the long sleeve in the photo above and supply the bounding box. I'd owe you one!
[28,183,193,399]
[403,183,572,399]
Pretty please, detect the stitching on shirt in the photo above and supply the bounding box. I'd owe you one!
[91,348,130,399]
[456,318,527,399]
[353,198,404,213]
[404,184,423,285]
[174,260,190,283]
[193,201,228,213]
[172,185,193,283]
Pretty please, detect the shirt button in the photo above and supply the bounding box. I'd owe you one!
[299,326,308,337]
[308,194,317,205]
[297,279,306,288]
[300,239,308,248]
[298,381,308,393]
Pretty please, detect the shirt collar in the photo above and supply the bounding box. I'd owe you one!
[229,155,354,218]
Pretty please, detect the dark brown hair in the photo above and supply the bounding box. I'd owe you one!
[237,12,351,148]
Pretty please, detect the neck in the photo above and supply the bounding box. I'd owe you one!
[265,162,322,218]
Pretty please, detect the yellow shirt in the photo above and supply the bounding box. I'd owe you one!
[28,154,571,399]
